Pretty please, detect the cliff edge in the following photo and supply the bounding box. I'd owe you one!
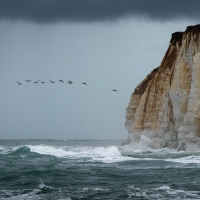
[125,24,200,151]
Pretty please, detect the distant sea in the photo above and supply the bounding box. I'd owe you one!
[1,139,200,200]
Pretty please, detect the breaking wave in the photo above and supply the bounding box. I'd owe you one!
[28,145,134,163]
[2,139,200,165]
[0,145,133,163]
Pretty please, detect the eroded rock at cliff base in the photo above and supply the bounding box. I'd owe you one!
[125,24,200,151]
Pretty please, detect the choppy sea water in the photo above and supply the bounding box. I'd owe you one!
[1,140,200,200]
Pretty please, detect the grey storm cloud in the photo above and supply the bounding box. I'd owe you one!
[0,0,200,23]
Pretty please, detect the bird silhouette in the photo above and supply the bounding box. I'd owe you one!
[81,82,87,86]
[16,81,22,85]
[40,81,47,84]
[25,80,31,82]
[68,80,73,84]
[49,80,55,83]
[58,80,64,83]
[33,80,39,84]
[112,89,118,92]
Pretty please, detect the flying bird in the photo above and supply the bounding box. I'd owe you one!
[25,80,31,82]
[16,81,22,85]
[33,80,39,84]
[40,81,47,84]
[68,80,73,84]
[81,82,87,86]
[112,89,118,92]
[58,80,64,83]
[49,80,55,83]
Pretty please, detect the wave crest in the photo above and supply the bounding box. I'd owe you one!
[26,145,133,163]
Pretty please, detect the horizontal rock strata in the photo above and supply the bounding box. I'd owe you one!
[125,24,200,151]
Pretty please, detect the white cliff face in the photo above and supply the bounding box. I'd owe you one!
[125,25,200,151]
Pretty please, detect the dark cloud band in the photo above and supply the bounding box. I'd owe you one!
[1,0,200,23]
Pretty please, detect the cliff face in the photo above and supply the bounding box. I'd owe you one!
[125,25,200,151]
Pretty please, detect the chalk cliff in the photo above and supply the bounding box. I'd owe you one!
[125,25,200,151]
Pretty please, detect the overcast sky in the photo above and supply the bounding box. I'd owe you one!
[0,1,199,140]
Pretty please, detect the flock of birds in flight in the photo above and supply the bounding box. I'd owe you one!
[16,80,119,92]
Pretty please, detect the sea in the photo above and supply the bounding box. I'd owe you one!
[1,139,200,200]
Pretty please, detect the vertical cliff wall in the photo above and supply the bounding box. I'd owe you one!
[125,25,200,151]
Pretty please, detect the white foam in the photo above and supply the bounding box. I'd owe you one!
[120,141,200,162]
[38,180,54,190]
[0,189,41,200]
[156,185,199,197]
[0,181,56,200]
[0,146,5,151]
[120,137,178,155]
[127,187,163,199]
[0,146,13,154]
[0,146,6,154]
[166,155,200,164]
[156,185,171,190]
[27,145,133,163]
[28,145,71,157]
